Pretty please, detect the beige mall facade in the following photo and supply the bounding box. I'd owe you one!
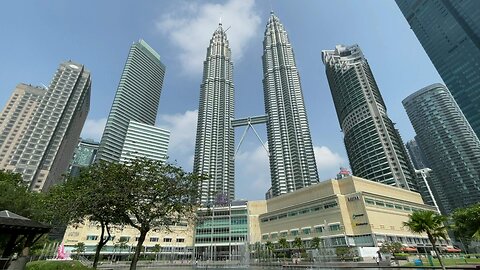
[63,221,193,259]
[63,176,451,259]
[258,176,450,255]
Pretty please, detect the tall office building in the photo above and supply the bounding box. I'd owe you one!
[4,61,91,192]
[119,120,170,164]
[96,40,166,163]
[405,138,428,170]
[69,138,99,177]
[193,23,235,205]
[403,83,480,213]
[262,12,319,197]
[322,44,416,190]
[0,84,46,169]
[396,0,480,138]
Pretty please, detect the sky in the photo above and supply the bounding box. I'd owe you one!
[0,0,443,200]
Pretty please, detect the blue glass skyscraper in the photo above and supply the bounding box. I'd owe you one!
[396,0,480,138]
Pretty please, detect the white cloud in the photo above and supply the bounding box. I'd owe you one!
[235,144,270,200]
[156,0,261,74]
[81,118,107,141]
[157,110,198,169]
[314,145,346,180]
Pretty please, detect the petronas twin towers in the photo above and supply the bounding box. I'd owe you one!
[194,13,318,204]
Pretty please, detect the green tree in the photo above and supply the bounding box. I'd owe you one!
[0,170,46,253]
[118,158,201,270]
[265,241,274,261]
[278,238,288,260]
[335,246,351,261]
[311,237,321,250]
[0,170,44,219]
[451,203,480,252]
[152,244,161,261]
[44,162,131,268]
[403,210,448,270]
[73,242,86,258]
[379,241,403,254]
[292,237,303,257]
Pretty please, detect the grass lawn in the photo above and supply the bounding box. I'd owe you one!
[26,260,93,270]
[404,257,480,267]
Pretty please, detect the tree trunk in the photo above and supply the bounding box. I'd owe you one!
[428,233,446,270]
[130,228,148,270]
[93,222,109,269]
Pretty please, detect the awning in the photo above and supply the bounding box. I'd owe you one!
[401,247,418,252]
[445,248,461,252]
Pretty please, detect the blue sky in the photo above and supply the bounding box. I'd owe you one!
[0,0,443,200]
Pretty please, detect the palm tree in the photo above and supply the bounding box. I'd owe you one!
[73,242,85,259]
[265,241,275,261]
[403,210,448,270]
[278,238,289,261]
[151,244,161,261]
[311,237,321,250]
[293,237,303,258]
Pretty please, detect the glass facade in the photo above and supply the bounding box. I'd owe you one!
[69,139,99,177]
[194,202,249,261]
[396,0,480,138]
[403,83,480,214]
[322,45,417,190]
[96,40,166,163]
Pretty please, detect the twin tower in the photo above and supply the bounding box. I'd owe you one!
[194,13,319,204]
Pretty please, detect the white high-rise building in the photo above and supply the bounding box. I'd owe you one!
[96,40,166,163]
[193,23,235,205]
[262,12,319,197]
[119,120,170,164]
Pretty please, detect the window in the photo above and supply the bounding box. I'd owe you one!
[150,237,159,242]
[314,226,324,233]
[176,238,185,243]
[86,235,98,241]
[302,228,311,235]
[329,224,341,231]
[119,236,130,242]
[290,230,299,236]
[365,198,375,205]
[163,238,172,243]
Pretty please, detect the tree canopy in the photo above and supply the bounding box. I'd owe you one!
[0,170,43,220]
[451,203,480,252]
[403,210,448,270]
[118,158,201,270]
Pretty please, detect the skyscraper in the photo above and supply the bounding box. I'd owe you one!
[262,12,319,197]
[396,0,480,138]
[193,23,235,205]
[0,84,46,169]
[4,61,91,192]
[403,83,480,213]
[322,44,416,190]
[96,40,166,163]
[119,120,170,164]
[69,138,99,177]
[405,138,428,170]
